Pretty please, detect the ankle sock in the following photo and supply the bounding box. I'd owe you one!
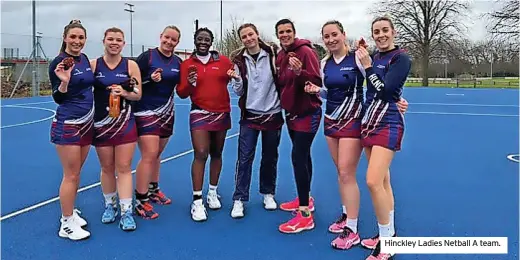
[135,190,149,203]
[148,182,159,194]
[103,192,117,206]
[378,222,392,237]
[193,190,202,201]
[209,184,217,194]
[346,218,358,233]
[119,198,132,213]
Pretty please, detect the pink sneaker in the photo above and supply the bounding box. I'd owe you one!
[365,241,394,260]
[361,235,379,249]
[279,197,315,212]
[278,211,315,234]
[331,227,360,250]
[366,253,393,260]
[328,213,347,233]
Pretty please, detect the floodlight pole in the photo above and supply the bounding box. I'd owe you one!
[124,3,135,57]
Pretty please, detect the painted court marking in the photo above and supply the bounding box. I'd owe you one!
[1,100,55,106]
[445,93,465,96]
[0,105,56,129]
[406,111,518,117]
[409,102,519,107]
[0,132,240,221]
[507,154,519,163]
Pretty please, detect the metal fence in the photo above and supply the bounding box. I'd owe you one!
[1,33,194,97]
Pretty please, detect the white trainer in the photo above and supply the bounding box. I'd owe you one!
[191,199,207,222]
[58,216,90,240]
[73,209,87,227]
[207,192,221,210]
[230,200,244,218]
[263,194,277,210]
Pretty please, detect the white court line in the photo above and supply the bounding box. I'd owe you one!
[8,101,518,108]
[180,104,520,117]
[1,97,239,107]
[409,102,519,107]
[1,100,54,106]
[507,154,519,163]
[0,132,239,221]
[0,105,56,129]
[445,94,465,96]
[407,111,518,117]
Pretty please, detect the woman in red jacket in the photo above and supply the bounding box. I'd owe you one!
[177,27,234,222]
[274,19,322,234]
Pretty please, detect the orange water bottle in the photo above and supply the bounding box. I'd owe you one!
[108,86,121,118]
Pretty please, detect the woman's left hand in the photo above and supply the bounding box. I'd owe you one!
[108,84,129,98]
[397,98,409,114]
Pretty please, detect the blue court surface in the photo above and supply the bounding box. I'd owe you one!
[1,87,518,260]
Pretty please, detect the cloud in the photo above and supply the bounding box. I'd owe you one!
[1,0,491,59]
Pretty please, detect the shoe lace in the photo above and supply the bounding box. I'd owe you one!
[142,202,154,211]
[287,212,303,225]
[339,227,352,239]
[121,212,134,225]
[209,192,221,200]
[335,214,347,224]
[155,191,169,199]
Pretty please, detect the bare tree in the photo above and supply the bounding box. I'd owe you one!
[485,0,519,50]
[370,0,470,85]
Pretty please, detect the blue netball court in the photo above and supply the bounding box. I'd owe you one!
[1,87,518,260]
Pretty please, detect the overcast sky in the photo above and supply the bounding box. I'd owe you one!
[1,0,497,59]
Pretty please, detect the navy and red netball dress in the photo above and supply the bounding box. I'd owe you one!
[92,57,137,146]
[134,48,181,138]
[321,51,364,139]
[360,46,411,151]
[49,52,95,146]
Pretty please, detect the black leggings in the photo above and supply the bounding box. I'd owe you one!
[288,129,316,207]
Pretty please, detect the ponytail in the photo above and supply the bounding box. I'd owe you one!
[59,41,66,54]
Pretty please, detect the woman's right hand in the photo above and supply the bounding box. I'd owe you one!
[188,70,197,85]
[227,68,239,79]
[304,81,321,94]
[54,61,72,84]
[151,68,163,82]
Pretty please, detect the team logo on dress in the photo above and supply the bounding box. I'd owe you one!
[340,67,354,71]
[73,69,83,76]
[96,72,105,78]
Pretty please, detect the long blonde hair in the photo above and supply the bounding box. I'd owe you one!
[321,20,349,61]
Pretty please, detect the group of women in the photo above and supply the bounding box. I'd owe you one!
[49,16,411,259]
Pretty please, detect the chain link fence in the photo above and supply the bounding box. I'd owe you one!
[1,33,193,97]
